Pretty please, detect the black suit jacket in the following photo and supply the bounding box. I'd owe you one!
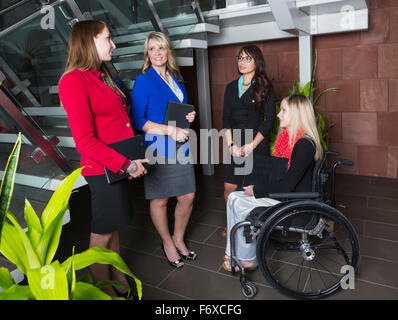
[222,79,276,155]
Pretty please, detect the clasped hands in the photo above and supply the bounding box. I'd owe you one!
[229,143,254,157]
[127,159,149,180]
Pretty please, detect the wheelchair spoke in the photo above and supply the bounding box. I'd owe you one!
[312,259,340,281]
[297,259,305,292]
[269,253,303,276]
[302,262,312,293]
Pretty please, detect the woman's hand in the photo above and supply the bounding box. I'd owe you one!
[243,185,254,197]
[240,143,254,157]
[170,126,189,143]
[186,111,196,123]
[127,159,149,180]
[229,145,242,157]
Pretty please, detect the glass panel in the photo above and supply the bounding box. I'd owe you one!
[74,0,157,91]
[0,0,58,32]
[199,0,227,11]
[0,0,75,192]
[153,0,198,29]
[0,1,73,108]
[225,0,268,7]
[0,100,65,207]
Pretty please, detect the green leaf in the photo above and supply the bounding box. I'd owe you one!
[24,198,43,250]
[26,261,69,300]
[0,218,29,274]
[6,211,41,270]
[310,50,318,91]
[40,167,83,231]
[313,88,338,106]
[72,281,113,300]
[0,133,21,242]
[0,284,34,300]
[37,208,65,265]
[76,273,93,285]
[302,81,312,98]
[65,246,76,300]
[0,267,15,290]
[61,246,142,300]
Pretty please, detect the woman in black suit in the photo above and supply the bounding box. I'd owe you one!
[221,45,276,238]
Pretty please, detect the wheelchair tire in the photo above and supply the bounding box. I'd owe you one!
[241,281,257,299]
[256,201,360,300]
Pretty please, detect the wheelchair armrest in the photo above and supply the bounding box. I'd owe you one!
[268,192,323,199]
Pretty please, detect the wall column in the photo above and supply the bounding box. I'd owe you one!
[195,48,214,176]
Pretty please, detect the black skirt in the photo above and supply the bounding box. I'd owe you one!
[85,174,134,234]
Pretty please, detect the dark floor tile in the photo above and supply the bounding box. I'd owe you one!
[204,226,228,248]
[120,226,161,255]
[192,209,227,227]
[159,264,287,300]
[357,256,398,289]
[184,222,219,243]
[327,279,398,300]
[141,284,189,300]
[119,248,176,287]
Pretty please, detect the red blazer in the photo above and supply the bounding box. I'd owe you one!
[58,69,134,176]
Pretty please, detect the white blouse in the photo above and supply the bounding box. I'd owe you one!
[156,69,184,103]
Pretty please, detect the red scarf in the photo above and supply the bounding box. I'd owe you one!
[273,129,304,167]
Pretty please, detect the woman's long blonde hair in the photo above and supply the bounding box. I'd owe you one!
[142,32,182,82]
[280,94,323,160]
[60,20,119,92]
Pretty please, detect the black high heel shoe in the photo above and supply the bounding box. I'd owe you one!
[176,248,197,261]
[161,245,184,268]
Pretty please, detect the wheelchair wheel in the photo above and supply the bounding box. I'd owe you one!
[241,281,257,299]
[256,201,360,300]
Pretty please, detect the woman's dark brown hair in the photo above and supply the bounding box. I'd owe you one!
[238,45,272,112]
[61,20,120,93]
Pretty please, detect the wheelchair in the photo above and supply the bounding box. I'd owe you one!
[228,151,360,299]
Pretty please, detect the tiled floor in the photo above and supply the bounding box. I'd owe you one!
[59,165,398,300]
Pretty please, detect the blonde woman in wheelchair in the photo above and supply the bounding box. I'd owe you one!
[222,94,323,272]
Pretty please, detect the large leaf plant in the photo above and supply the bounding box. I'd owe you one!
[0,134,142,300]
[270,51,337,153]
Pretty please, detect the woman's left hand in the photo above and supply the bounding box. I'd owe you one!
[240,143,254,157]
[186,111,196,123]
[243,185,254,196]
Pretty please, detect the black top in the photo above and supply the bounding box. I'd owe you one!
[222,79,276,155]
[253,138,316,198]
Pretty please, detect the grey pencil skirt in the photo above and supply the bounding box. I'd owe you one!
[144,147,196,200]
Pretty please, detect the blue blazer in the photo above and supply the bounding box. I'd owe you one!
[131,66,189,158]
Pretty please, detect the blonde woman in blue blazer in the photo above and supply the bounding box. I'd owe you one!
[131,32,197,268]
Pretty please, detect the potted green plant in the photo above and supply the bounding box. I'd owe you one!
[270,51,337,153]
[0,134,142,300]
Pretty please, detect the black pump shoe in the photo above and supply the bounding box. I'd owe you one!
[177,248,197,261]
[161,245,184,268]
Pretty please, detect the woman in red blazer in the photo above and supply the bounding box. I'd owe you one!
[58,20,147,298]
